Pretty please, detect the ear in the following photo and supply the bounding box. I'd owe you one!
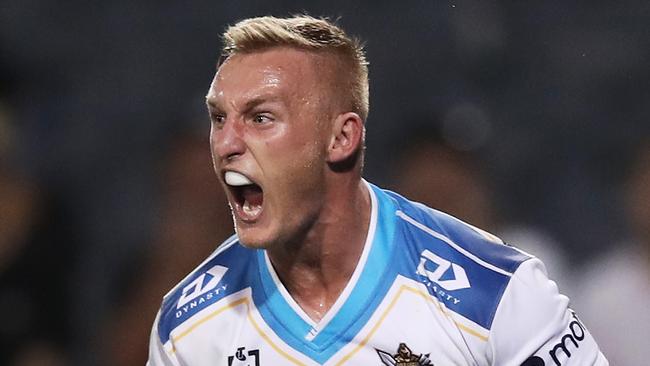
[326,112,364,164]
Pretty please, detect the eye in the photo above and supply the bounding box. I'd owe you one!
[210,113,225,126]
[253,114,273,124]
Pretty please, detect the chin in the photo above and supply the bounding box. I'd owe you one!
[233,212,311,251]
[234,225,276,250]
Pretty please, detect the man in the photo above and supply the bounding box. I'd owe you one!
[148,15,608,365]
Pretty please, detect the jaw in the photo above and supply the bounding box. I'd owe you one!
[232,193,321,251]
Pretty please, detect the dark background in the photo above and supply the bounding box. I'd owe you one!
[1,1,648,365]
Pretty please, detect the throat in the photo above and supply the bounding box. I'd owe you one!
[268,252,356,323]
[305,301,329,323]
[292,285,343,323]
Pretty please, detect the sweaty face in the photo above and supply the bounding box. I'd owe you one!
[206,48,333,249]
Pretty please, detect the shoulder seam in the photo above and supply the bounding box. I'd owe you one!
[396,210,514,277]
[485,257,537,346]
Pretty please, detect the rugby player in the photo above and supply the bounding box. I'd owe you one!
[147,15,608,366]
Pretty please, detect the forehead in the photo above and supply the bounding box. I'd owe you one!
[207,47,324,102]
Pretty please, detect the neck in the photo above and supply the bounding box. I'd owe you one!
[267,177,371,322]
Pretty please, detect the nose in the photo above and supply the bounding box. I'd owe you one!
[211,118,246,163]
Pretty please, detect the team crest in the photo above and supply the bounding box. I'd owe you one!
[376,343,434,366]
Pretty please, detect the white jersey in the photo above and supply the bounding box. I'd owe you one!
[148,182,608,366]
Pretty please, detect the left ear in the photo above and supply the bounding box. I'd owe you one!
[326,112,364,164]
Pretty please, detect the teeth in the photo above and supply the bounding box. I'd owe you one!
[225,171,253,186]
[242,201,262,216]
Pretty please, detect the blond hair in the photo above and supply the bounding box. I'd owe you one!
[220,15,369,121]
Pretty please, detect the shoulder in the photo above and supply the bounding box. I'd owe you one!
[384,188,530,274]
[377,187,533,330]
[155,235,257,344]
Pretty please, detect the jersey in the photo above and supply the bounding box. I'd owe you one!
[147,181,608,366]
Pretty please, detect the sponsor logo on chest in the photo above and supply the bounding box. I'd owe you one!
[416,249,470,305]
[175,265,229,318]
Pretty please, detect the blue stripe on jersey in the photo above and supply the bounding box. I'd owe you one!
[251,182,398,364]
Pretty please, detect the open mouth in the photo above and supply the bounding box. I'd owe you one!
[224,171,264,221]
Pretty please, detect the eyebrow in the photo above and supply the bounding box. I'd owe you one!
[206,94,284,112]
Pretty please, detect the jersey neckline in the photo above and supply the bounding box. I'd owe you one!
[251,181,399,363]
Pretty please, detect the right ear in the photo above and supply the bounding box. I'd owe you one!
[326,112,364,165]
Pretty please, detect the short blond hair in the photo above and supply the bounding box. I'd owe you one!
[220,15,369,121]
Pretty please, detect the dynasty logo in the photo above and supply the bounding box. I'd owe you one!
[376,343,434,366]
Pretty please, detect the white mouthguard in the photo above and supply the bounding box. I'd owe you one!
[225,171,253,186]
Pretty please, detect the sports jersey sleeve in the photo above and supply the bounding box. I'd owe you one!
[488,258,608,366]
[147,312,181,366]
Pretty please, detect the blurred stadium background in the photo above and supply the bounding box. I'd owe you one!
[0,1,648,365]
